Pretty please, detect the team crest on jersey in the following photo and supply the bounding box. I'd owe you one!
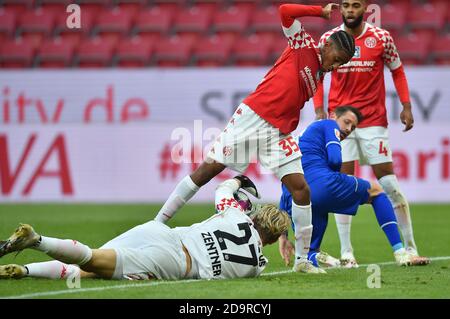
[365,37,377,48]
[354,46,361,58]
[334,128,341,140]
[223,146,233,156]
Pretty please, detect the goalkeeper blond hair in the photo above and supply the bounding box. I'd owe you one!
[251,204,290,245]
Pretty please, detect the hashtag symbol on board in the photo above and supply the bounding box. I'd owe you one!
[159,143,181,179]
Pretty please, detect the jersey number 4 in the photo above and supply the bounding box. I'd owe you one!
[378,141,388,156]
[213,222,258,266]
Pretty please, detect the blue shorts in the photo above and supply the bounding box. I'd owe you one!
[279,173,371,253]
[309,173,371,216]
[280,173,370,217]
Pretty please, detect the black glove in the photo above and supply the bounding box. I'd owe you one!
[234,175,260,199]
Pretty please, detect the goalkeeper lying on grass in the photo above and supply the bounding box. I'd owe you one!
[0,176,289,281]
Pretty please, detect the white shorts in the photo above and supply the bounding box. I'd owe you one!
[341,126,393,165]
[100,221,188,280]
[207,103,303,179]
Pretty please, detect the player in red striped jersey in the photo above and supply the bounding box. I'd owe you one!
[154,3,356,273]
[313,0,429,267]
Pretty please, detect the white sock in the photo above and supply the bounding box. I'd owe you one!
[379,174,417,252]
[291,202,312,259]
[334,214,354,257]
[25,261,80,279]
[154,175,200,223]
[34,236,92,265]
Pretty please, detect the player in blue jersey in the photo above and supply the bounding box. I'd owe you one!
[279,106,429,271]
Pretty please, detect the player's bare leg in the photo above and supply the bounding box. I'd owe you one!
[372,162,428,263]
[154,160,226,223]
[282,173,325,274]
[335,161,358,268]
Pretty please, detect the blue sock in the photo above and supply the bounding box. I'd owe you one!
[371,193,404,252]
[307,251,319,267]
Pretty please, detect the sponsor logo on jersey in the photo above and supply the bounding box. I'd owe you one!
[365,36,377,48]
[223,146,233,156]
[300,66,317,97]
[341,60,376,67]
[334,128,340,140]
[354,46,361,58]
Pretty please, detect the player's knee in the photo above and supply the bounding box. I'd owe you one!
[368,182,384,199]
[191,162,224,186]
[290,183,310,205]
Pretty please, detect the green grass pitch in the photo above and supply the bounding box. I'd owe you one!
[0,203,449,299]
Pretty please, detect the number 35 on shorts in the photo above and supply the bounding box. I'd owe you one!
[279,136,301,157]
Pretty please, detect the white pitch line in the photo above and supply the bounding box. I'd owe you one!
[2,256,449,299]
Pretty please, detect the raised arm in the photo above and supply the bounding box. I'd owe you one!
[278,3,324,28]
[279,3,339,49]
[215,179,241,211]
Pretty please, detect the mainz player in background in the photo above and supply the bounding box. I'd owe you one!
[313,0,430,267]
[154,3,356,274]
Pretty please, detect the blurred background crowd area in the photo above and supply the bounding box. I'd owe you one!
[0,0,449,68]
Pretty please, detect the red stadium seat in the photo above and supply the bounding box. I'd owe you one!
[192,35,233,67]
[134,7,174,42]
[0,0,34,16]
[190,0,222,12]
[228,0,258,12]
[231,34,272,66]
[395,33,432,65]
[0,9,16,44]
[327,7,343,29]
[94,7,135,45]
[172,6,213,42]
[299,16,328,42]
[115,36,154,67]
[77,0,112,17]
[115,0,147,17]
[212,6,251,41]
[17,8,56,49]
[75,37,116,68]
[408,3,447,38]
[37,37,75,68]
[269,35,289,64]
[430,33,450,65]
[152,35,194,67]
[307,0,329,5]
[380,3,407,36]
[54,8,95,46]
[152,0,186,12]
[39,0,73,16]
[251,6,283,39]
[0,38,35,68]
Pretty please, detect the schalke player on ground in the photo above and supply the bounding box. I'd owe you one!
[279,107,430,271]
